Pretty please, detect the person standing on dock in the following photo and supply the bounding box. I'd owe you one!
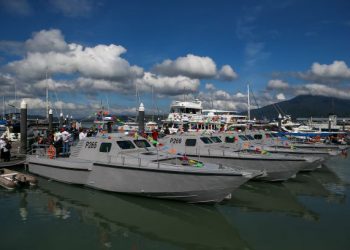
[2,138,11,162]
[61,128,71,157]
[79,129,87,140]
[0,137,5,161]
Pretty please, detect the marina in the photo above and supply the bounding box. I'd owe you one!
[1,1,350,249]
[1,154,349,250]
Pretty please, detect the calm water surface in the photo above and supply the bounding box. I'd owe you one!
[1,153,350,250]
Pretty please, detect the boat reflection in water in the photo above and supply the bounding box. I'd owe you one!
[283,165,346,204]
[228,182,319,221]
[31,177,250,250]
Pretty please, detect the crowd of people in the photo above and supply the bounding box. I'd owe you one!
[32,125,91,157]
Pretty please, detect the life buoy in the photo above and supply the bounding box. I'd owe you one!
[47,145,56,159]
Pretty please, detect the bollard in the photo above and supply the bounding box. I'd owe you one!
[59,112,64,129]
[48,109,53,133]
[138,103,145,134]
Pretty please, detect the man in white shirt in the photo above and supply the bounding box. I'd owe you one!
[61,129,71,156]
[79,129,87,140]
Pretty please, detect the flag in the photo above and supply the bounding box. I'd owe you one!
[168,148,177,154]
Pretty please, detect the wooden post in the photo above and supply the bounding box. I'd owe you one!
[20,100,27,154]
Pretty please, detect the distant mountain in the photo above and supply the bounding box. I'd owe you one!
[241,95,350,119]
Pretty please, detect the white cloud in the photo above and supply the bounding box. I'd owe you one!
[214,90,231,100]
[235,92,245,98]
[49,0,94,17]
[0,41,25,55]
[295,83,350,99]
[276,93,286,100]
[310,60,350,79]
[267,79,289,89]
[0,0,32,16]
[33,78,75,92]
[6,29,142,81]
[197,89,249,112]
[217,65,238,81]
[25,29,69,53]
[136,72,200,96]
[244,42,270,67]
[205,83,216,90]
[153,54,217,79]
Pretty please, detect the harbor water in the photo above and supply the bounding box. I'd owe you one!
[1,152,350,250]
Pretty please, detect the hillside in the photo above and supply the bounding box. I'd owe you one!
[241,95,350,119]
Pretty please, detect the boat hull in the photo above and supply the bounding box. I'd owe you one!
[27,156,91,185]
[27,157,251,203]
[86,163,250,203]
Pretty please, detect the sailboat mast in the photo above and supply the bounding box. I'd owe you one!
[2,96,5,119]
[151,86,154,122]
[247,84,251,121]
[46,70,49,119]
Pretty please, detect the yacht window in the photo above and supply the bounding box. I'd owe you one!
[133,140,152,148]
[225,136,235,143]
[254,134,263,140]
[116,140,136,149]
[100,143,112,152]
[238,135,248,141]
[210,136,222,143]
[246,135,255,140]
[185,139,197,146]
[200,137,213,144]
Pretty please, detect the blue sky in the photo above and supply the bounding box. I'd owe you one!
[1,0,350,117]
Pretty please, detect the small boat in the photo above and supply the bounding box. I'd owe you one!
[0,168,38,190]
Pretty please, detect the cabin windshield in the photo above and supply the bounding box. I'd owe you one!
[133,140,152,148]
[100,143,112,152]
[170,107,200,114]
[246,135,255,140]
[225,136,235,143]
[200,137,213,144]
[254,134,263,140]
[185,139,197,146]
[116,140,136,150]
[210,136,222,143]
[238,135,248,141]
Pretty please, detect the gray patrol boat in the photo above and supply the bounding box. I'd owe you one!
[159,133,320,182]
[27,133,260,204]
